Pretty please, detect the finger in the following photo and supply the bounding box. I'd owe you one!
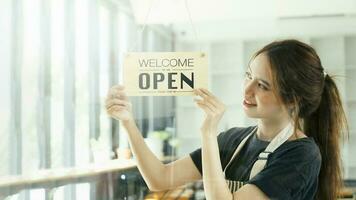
[105,93,129,104]
[194,99,216,113]
[194,89,220,109]
[195,97,219,111]
[195,101,214,115]
[108,105,125,111]
[107,85,122,97]
[200,88,215,98]
[108,85,126,95]
[199,88,220,104]
[107,105,126,114]
[108,88,125,97]
[106,99,129,109]
[108,90,128,100]
[107,102,131,112]
[195,88,216,102]
[193,88,207,98]
[194,89,225,113]
[199,88,226,109]
[193,97,215,108]
[196,98,226,116]
[107,88,116,99]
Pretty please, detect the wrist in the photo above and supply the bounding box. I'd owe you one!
[122,118,136,128]
[201,128,218,138]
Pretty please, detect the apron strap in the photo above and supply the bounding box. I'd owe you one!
[249,122,294,179]
[223,127,257,173]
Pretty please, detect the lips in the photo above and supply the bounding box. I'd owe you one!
[243,99,257,106]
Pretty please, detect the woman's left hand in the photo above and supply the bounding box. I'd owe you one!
[193,88,226,136]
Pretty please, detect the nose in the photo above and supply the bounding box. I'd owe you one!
[244,79,254,98]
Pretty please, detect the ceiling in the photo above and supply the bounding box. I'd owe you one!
[129,0,356,41]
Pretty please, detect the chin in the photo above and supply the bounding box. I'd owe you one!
[243,110,260,118]
[243,108,270,119]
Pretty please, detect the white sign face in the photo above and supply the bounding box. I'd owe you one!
[123,52,208,96]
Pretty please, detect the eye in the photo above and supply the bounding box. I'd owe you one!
[258,83,268,90]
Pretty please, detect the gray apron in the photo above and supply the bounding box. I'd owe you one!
[223,123,294,193]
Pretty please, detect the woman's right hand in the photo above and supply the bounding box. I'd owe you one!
[105,85,134,122]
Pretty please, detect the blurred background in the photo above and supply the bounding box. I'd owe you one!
[0,0,356,199]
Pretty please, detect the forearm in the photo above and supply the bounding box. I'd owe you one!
[122,120,167,190]
[201,130,232,200]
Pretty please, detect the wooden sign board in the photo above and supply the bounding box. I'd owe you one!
[123,52,208,96]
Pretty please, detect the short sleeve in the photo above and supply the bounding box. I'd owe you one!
[247,141,321,200]
[189,128,236,175]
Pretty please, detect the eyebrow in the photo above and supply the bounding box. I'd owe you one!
[246,66,271,87]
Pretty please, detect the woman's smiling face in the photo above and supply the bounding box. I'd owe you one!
[243,53,289,120]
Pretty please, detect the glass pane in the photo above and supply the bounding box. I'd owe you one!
[75,0,89,166]
[51,0,65,169]
[75,0,90,198]
[117,11,129,84]
[51,0,65,198]
[0,0,12,177]
[97,4,112,162]
[22,0,40,174]
[117,12,131,150]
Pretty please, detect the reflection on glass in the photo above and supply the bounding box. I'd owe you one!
[0,0,11,177]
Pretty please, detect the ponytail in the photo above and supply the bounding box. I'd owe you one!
[304,75,348,200]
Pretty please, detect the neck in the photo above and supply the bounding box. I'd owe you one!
[257,118,291,141]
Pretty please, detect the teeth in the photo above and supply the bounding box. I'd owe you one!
[245,100,256,105]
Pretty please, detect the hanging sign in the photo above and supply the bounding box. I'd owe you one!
[123,52,208,96]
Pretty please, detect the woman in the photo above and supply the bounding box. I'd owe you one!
[106,39,348,200]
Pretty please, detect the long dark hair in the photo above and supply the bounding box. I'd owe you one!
[254,39,348,200]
